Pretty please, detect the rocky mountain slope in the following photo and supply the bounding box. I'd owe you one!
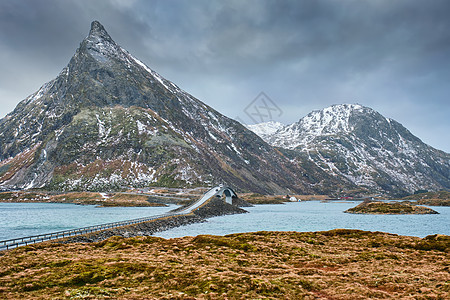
[0,21,339,194]
[2,22,444,196]
[252,104,449,196]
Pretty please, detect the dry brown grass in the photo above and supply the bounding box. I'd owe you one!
[0,230,448,299]
[240,193,329,204]
[240,193,288,204]
[402,191,450,201]
[416,199,450,207]
[291,194,329,201]
[400,191,450,206]
[0,192,165,207]
[0,191,49,202]
[106,193,166,207]
[0,143,41,182]
[345,201,439,214]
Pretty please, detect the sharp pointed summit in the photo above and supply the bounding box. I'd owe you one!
[83,20,117,52]
[89,20,110,38]
[0,21,322,194]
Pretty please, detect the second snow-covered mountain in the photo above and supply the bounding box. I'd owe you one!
[249,104,449,196]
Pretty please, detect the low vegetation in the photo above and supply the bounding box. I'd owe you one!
[240,193,287,204]
[402,191,450,206]
[0,191,166,207]
[416,199,450,206]
[290,194,329,201]
[345,201,439,214]
[240,193,329,204]
[0,230,448,299]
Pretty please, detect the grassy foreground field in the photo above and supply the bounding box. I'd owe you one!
[0,230,448,299]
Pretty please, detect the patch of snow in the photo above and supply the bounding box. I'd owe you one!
[136,120,146,135]
[26,81,54,104]
[95,114,111,143]
[230,143,242,156]
[246,121,285,140]
[208,131,218,141]
[96,114,106,136]
[24,180,35,190]
[175,165,199,185]
[268,104,369,149]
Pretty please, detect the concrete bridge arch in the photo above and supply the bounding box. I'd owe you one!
[215,186,238,204]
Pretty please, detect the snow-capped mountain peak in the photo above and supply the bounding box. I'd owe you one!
[302,103,364,134]
[255,103,449,195]
[0,20,317,194]
[89,21,112,39]
[266,104,368,150]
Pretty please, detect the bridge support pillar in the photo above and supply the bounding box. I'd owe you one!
[224,189,233,205]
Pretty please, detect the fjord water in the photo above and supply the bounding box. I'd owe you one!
[1,201,448,241]
[0,203,174,241]
[156,201,450,239]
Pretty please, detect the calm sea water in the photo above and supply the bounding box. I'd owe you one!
[155,201,450,238]
[0,201,448,241]
[0,202,174,241]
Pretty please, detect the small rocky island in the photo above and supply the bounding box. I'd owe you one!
[345,201,439,215]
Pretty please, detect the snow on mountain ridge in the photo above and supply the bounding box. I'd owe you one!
[266,104,367,150]
[255,103,449,195]
[303,103,364,135]
[1,20,320,194]
[246,121,285,140]
[78,21,231,143]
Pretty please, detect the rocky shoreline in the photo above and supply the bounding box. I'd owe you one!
[61,197,250,244]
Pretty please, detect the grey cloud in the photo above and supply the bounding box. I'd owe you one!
[0,0,449,152]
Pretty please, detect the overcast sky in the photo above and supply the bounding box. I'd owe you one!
[1,0,449,152]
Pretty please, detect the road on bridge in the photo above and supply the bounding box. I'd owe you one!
[0,185,234,251]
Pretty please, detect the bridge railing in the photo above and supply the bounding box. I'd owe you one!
[0,185,229,251]
[176,192,217,213]
[0,212,171,251]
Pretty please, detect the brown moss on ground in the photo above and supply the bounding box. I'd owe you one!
[51,192,166,207]
[0,191,49,202]
[240,193,329,204]
[402,190,450,200]
[402,191,450,206]
[416,199,450,206]
[0,230,448,299]
[345,201,439,214]
[105,193,167,207]
[0,191,166,207]
[240,193,288,204]
[290,194,329,201]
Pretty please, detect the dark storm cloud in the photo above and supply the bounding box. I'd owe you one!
[0,0,449,151]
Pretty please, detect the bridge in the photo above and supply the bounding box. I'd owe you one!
[0,185,238,251]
